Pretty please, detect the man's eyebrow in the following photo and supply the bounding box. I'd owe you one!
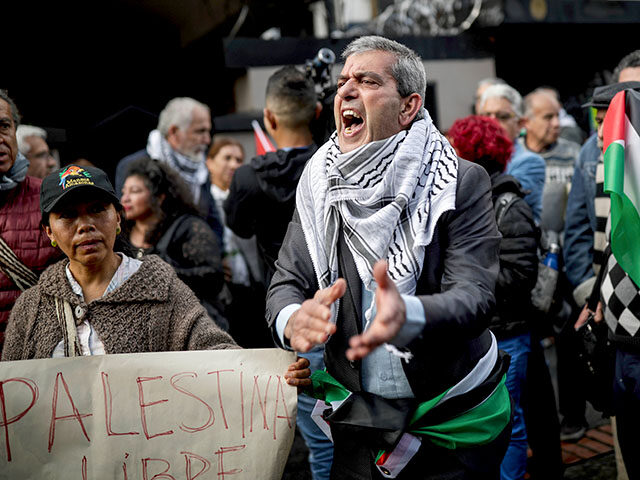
[338,71,385,83]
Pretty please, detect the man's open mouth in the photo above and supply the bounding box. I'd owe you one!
[342,109,364,135]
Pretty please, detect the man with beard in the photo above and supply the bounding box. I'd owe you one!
[115,97,223,241]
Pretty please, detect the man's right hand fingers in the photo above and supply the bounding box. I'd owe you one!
[288,301,338,352]
[314,278,347,307]
[296,302,337,336]
[301,298,332,323]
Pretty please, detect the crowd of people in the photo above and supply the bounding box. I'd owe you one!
[2,36,640,480]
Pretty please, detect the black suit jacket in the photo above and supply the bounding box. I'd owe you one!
[266,159,504,478]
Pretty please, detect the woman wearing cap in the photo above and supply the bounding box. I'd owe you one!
[0,164,310,387]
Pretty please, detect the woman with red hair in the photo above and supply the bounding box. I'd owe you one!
[448,115,513,174]
[448,115,539,480]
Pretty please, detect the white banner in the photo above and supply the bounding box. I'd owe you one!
[0,349,298,479]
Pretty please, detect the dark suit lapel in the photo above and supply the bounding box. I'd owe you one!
[338,230,362,336]
[322,230,363,393]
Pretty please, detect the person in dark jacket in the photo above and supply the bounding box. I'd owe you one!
[224,65,330,480]
[0,90,62,352]
[224,66,320,286]
[120,156,228,330]
[448,115,539,480]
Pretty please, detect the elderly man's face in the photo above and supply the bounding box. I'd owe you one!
[524,93,560,150]
[172,106,212,160]
[0,99,18,175]
[25,136,57,179]
[335,50,411,153]
[478,96,521,140]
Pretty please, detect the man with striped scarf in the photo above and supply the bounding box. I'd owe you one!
[267,36,511,479]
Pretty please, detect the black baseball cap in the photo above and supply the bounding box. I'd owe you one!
[582,81,640,109]
[40,164,121,216]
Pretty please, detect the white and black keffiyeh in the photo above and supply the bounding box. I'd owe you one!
[146,129,209,203]
[296,109,458,303]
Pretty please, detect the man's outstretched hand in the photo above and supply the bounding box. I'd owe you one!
[284,279,346,352]
[346,260,406,361]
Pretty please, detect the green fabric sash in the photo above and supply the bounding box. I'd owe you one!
[306,369,511,450]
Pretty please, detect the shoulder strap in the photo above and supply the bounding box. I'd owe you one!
[0,235,38,291]
[494,191,519,229]
[155,214,191,254]
[54,297,81,357]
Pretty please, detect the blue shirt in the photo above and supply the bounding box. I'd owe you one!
[276,285,426,399]
[506,142,546,222]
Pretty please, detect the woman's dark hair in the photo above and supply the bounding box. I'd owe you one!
[123,156,199,245]
[447,115,513,175]
[207,137,244,161]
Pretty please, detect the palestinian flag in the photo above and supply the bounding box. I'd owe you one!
[603,89,640,287]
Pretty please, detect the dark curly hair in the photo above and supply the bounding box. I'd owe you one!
[447,115,513,175]
[123,156,200,245]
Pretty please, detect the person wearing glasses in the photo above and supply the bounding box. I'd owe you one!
[16,124,58,179]
[477,84,545,222]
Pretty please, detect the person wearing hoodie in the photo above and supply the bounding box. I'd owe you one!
[224,66,321,286]
[448,115,540,480]
[223,65,329,480]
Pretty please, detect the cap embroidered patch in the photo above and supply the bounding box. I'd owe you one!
[59,166,94,189]
[41,164,121,215]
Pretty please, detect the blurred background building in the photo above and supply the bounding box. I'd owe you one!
[4,0,640,179]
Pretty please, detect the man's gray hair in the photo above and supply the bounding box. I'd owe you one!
[16,125,47,155]
[477,77,506,90]
[0,89,20,127]
[157,97,210,137]
[523,88,559,118]
[613,50,640,82]
[342,36,426,118]
[480,84,524,118]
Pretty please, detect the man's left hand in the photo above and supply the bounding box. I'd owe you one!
[346,260,406,361]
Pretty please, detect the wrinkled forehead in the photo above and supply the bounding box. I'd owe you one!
[0,99,15,126]
[188,106,211,127]
[340,50,396,79]
[481,96,514,113]
[531,92,560,114]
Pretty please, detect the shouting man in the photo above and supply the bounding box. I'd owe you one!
[267,36,511,479]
